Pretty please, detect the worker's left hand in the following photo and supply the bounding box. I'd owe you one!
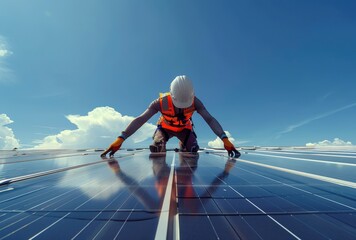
[222,138,241,158]
[101,137,124,157]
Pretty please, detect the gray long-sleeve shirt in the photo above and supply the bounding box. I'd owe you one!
[121,96,225,139]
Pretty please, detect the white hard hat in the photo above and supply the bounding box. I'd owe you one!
[170,75,194,108]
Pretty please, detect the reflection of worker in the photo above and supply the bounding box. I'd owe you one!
[101,75,241,158]
[176,153,237,212]
[176,153,200,203]
[104,154,170,210]
[149,154,170,199]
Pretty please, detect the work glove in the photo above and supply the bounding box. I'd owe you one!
[222,138,241,158]
[101,137,125,157]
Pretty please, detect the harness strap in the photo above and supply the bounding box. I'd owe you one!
[161,95,170,112]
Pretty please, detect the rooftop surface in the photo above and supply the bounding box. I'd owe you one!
[1,148,356,239]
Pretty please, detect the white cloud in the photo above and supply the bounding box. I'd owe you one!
[0,44,11,58]
[208,131,235,148]
[306,138,354,147]
[0,49,10,57]
[0,114,20,150]
[0,36,12,57]
[33,106,157,149]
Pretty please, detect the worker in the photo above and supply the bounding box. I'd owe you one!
[101,75,240,158]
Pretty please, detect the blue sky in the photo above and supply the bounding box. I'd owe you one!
[1,0,356,149]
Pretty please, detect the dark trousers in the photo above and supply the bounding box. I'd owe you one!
[150,127,199,153]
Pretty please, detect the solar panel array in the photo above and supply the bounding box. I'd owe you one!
[1,148,355,239]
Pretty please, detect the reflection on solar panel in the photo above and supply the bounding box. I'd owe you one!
[1,148,356,239]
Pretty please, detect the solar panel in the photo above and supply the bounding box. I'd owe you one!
[1,148,356,239]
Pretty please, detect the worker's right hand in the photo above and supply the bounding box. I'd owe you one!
[101,137,125,157]
[222,138,241,158]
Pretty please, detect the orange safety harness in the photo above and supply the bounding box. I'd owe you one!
[158,93,195,132]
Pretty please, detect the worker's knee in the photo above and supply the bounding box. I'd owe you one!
[190,144,199,152]
[185,132,199,152]
[150,140,167,153]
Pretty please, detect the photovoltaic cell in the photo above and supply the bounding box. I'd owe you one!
[0,148,356,239]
